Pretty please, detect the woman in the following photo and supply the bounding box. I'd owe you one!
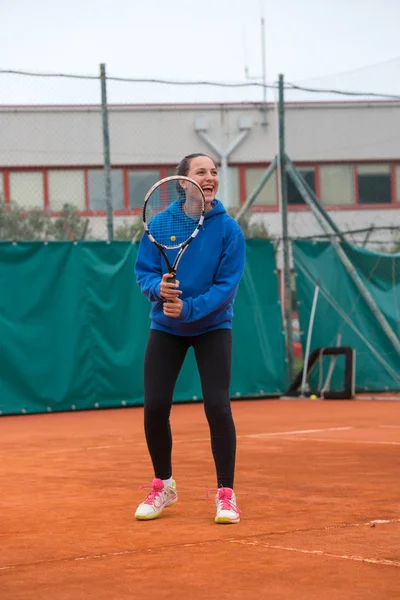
[134,153,246,524]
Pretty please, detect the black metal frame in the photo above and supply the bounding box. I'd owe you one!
[287,346,356,400]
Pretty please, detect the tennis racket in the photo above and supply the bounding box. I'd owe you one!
[142,175,206,298]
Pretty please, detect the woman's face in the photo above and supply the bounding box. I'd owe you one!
[186,155,219,210]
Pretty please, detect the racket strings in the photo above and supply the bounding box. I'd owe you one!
[145,180,204,248]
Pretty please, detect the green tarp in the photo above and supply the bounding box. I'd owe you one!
[0,240,287,416]
[293,241,400,392]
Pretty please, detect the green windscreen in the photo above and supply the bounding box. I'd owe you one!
[293,241,400,392]
[0,240,287,416]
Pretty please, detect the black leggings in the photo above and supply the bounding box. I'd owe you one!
[143,329,236,488]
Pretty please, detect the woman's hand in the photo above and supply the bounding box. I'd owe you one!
[160,273,182,301]
[163,296,183,318]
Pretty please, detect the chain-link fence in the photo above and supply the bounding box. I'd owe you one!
[0,70,105,239]
[0,64,399,392]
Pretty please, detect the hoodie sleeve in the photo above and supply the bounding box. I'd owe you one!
[179,224,245,323]
[134,233,163,302]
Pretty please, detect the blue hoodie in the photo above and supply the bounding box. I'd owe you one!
[135,199,246,336]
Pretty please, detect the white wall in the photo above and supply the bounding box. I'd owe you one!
[1,101,399,244]
[1,101,400,167]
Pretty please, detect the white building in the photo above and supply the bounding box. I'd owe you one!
[0,100,399,245]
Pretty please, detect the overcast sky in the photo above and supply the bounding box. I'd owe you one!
[1,0,400,105]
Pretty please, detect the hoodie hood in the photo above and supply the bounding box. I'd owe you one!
[204,199,226,219]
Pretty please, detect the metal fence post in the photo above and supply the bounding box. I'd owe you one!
[278,74,295,382]
[100,63,113,241]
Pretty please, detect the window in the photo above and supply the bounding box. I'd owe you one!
[320,165,354,205]
[287,168,315,205]
[88,169,123,211]
[358,164,392,205]
[48,170,85,211]
[9,172,44,209]
[128,170,159,209]
[245,167,277,206]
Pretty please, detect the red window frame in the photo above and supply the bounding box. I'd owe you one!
[238,160,400,212]
[2,161,399,216]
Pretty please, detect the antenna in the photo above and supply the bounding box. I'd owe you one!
[261,16,267,126]
[242,26,250,80]
[243,17,268,126]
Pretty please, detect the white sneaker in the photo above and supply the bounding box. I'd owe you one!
[135,478,178,520]
[212,487,241,524]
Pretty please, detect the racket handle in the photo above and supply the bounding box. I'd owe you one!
[166,272,176,304]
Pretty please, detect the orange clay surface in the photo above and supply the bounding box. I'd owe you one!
[1,399,399,600]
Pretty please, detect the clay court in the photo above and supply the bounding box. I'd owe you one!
[1,398,399,600]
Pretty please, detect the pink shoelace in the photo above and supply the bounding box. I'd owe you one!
[207,487,241,516]
[140,479,164,508]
